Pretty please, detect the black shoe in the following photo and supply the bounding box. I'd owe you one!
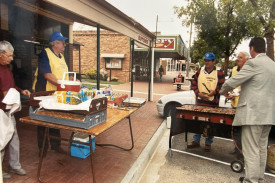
[239,177,244,182]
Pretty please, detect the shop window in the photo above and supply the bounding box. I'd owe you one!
[105,58,122,69]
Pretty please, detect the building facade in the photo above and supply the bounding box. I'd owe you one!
[73,30,132,82]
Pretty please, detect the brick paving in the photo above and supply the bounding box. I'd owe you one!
[2,72,189,183]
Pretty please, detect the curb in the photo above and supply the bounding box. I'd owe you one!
[121,120,167,183]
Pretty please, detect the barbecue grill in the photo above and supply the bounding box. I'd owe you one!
[169,104,244,173]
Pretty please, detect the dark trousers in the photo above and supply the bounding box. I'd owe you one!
[233,126,242,157]
[37,126,61,151]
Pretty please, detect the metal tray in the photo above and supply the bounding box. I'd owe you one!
[29,106,106,129]
[123,97,146,107]
[30,91,107,115]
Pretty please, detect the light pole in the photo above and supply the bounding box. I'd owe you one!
[186,21,192,78]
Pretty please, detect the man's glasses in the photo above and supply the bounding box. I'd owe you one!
[57,41,67,46]
[1,52,14,58]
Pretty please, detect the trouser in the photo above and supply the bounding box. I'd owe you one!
[1,115,21,170]
[0,152,2,183]
[37,126,61,151]
[242,125,271,183]
[193,133,213,145]
[233,126,242,157]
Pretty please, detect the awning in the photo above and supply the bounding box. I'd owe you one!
[44,0,155,47]
[101,54,125,58]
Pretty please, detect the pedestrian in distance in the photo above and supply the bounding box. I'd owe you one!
[158,65,164,80]
[220,37,275,183]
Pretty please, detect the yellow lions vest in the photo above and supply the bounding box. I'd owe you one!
[32,48,68,91]
[231,66,240,108]
[198,68,218,101]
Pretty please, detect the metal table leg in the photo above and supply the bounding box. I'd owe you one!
[37,127,49,183]
[96,116,134,151]
[89,135,96,183]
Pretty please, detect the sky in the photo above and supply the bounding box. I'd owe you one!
[105,0,250,57]
[106,0,191,42]
[74,0,249,57]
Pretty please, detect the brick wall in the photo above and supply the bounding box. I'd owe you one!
[73,30,131,82]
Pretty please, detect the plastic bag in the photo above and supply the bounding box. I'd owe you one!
[0,109,14,151]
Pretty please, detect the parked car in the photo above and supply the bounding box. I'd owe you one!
[156,90,231,118]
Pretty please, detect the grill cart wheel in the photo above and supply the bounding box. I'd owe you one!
[231,160,244,173]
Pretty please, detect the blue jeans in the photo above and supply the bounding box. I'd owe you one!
[193,133,213,145]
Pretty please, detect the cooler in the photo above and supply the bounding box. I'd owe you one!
[70,133,95,159]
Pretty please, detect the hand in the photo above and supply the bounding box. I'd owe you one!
[69,75,74,81]
[224,93,234,100]
[21,90,31,97]
[198,92,209,101]
[208,90,216,97]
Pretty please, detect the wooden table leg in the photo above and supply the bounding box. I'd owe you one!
[37,127,49,183]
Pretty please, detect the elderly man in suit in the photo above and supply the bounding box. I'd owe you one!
[220,37,275,183]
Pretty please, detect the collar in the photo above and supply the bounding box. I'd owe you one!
[203,66,216,74]
[255,53,266,58]
[50,47,62,58]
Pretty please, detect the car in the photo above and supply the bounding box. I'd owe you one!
[156,90,231,118]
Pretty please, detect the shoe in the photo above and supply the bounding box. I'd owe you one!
[239,177,244,182]
[187,141,200,148]
[10,168,26,176]
[204,144,211,152]
[51,147,67,154]
[2,171,11,179]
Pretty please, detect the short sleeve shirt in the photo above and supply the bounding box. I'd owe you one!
[35,48,62,91]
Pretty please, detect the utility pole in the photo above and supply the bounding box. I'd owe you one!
[186,21,192,78]
[150,15,158,101]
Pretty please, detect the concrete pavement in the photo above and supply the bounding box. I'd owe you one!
[116,72,275,183]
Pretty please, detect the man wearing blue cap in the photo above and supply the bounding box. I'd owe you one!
[188,52,225,151]
[32,32,69,156]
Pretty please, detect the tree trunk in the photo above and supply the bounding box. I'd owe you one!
[224,55,229,76]
[265,30,274,60]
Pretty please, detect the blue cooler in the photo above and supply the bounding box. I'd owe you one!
[70,133,95,159]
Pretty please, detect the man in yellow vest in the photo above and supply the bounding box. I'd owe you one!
[188,52,225,152]
[33,32,69,157]
[227,51,249,155]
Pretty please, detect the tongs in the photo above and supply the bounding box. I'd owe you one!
[202,83,211,93]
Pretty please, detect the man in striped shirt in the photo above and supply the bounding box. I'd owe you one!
[187,52,225,151]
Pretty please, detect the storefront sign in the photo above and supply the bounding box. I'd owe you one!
[138,35,150,46]
[155,38,175,50]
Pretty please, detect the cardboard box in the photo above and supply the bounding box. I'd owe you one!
[107,94,128,107]
[70,133,95,159]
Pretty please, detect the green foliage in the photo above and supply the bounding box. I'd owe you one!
[174,0,275,74]
[85,69,97,80]
[84,69,109,81]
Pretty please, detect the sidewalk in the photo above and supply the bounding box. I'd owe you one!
[2,72,185,183]
[137,123,275,183]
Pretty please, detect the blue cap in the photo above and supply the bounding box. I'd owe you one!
[204,52,215,60]
[49,32,68,42]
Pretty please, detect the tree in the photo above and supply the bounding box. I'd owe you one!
[248,0,275,60]
[175,0,275,75]
[175,0,253,75]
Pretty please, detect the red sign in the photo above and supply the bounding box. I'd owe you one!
[155,38,175,49]
[138,35,149,46]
